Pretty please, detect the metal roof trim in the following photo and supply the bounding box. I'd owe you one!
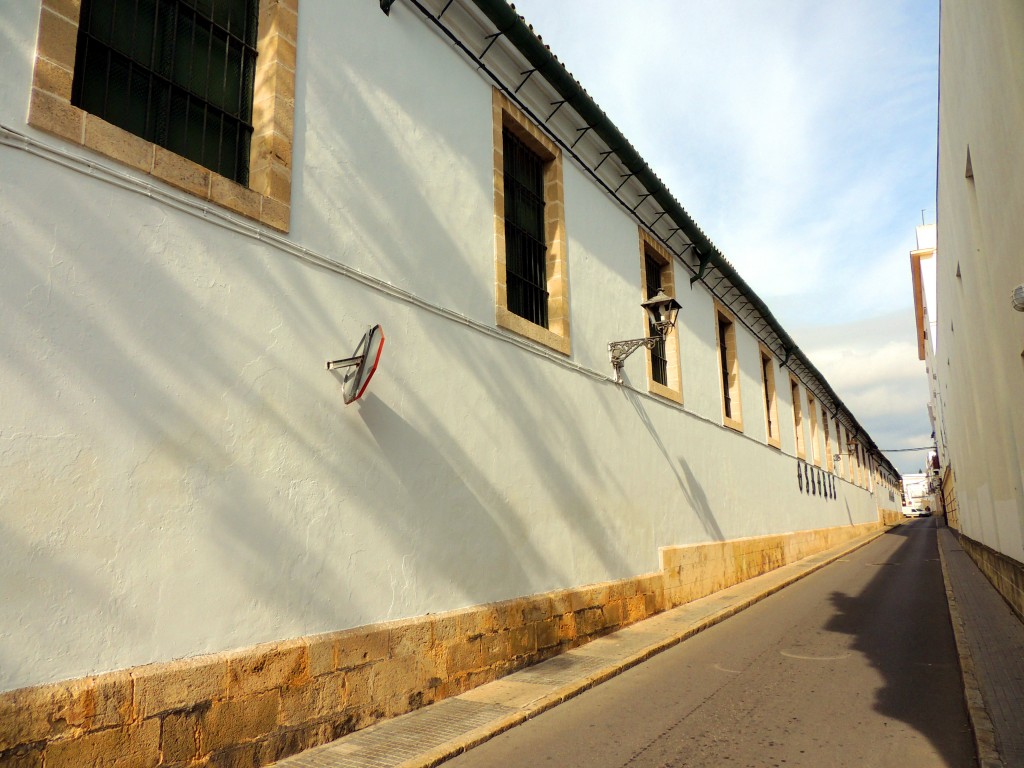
[466,0,897,477]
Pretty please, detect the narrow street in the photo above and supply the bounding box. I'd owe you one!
[443,520,974,768]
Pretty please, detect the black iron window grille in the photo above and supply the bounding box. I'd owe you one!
[761,353,774,438]
[822,408,832,465]
[503,128,549,328]
[719,315,733,418]
[71,0,259,185]
[645,253,669,386]
[792,382,804,453]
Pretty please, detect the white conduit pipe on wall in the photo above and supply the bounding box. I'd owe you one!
[1,123,880,466]
[0,123,614,388]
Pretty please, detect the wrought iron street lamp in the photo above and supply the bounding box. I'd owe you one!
[608,290,682,384]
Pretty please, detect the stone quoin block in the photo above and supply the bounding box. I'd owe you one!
[336,626,389,670]
[278,673,346,728]
[198,690,279,754]
[226,641,309,699]
[303,635,336,679]
[44,718,160,768]
[160,710,202,764]
[133,655,229,719]
[388,615,434,659]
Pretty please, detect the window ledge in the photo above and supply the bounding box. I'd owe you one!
[723,415,744,433]
[496,307,571,356]
[648,380,683,405]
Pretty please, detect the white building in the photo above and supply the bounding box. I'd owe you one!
[925,0,1024,621]
[0,1,900,763]
[900,473,935,515]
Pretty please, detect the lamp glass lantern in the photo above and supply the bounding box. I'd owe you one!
[642,290,682,335]
[608,291,683,383]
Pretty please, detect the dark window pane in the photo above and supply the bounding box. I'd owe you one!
[125,65,155,137]
[80,0,115,45]
[207,34,229,106]
[503,128,548,328]
[172,8,196,92]
[166,89,190,155]
[645,253,668,386]
[132,1,158,66]
[75,43,109,117]
[719,317,732,418]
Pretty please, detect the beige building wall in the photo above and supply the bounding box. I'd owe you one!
[934,0,1024,610]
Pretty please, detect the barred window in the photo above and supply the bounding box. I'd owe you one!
[71,0,259,185]
[792,379,806,458]
[645,252,669,386]
[502,128,549,328]
[807,392,820,465]
[760,349,778,446]
[719,315,733,419]
[822,408,834,472]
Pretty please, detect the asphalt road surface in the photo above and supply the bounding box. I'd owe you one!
[444,519,974,767]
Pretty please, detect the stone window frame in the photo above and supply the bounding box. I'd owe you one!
[28,0,296,232]
[790,376,806,460]
[844,429,857,484]
[492,88,570,355]
[822,408,835,473]
[758,344,781,449]
[841,428,852,482]
[639,229,682,404]
[806,391,821,467]
[714,300,743,433]
[836,425,847,480]
[847,431,856,484]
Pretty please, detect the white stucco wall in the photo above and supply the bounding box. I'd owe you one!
[935,0,1024,561]
[0,0,880,692]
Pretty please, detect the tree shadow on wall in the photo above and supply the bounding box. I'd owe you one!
[0,519,143,690]
[353,392,559,607]
[621,387,724,542]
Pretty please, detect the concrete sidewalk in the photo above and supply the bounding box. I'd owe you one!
[270,527,890,768]
[937,524,1024,768]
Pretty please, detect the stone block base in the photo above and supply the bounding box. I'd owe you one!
[879,509,904,525]
[659,521,882,608]
[0,522,880,767]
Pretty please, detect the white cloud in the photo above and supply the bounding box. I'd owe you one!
[793,311,933,472]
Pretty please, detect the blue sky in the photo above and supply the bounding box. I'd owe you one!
[510,0,940,474]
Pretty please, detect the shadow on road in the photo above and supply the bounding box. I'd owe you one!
[824,518,973,766]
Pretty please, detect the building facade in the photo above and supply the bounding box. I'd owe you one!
[926,0,1024,620]
[0,1,899,764]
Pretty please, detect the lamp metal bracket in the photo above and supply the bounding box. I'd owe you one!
[608,336,660,383]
